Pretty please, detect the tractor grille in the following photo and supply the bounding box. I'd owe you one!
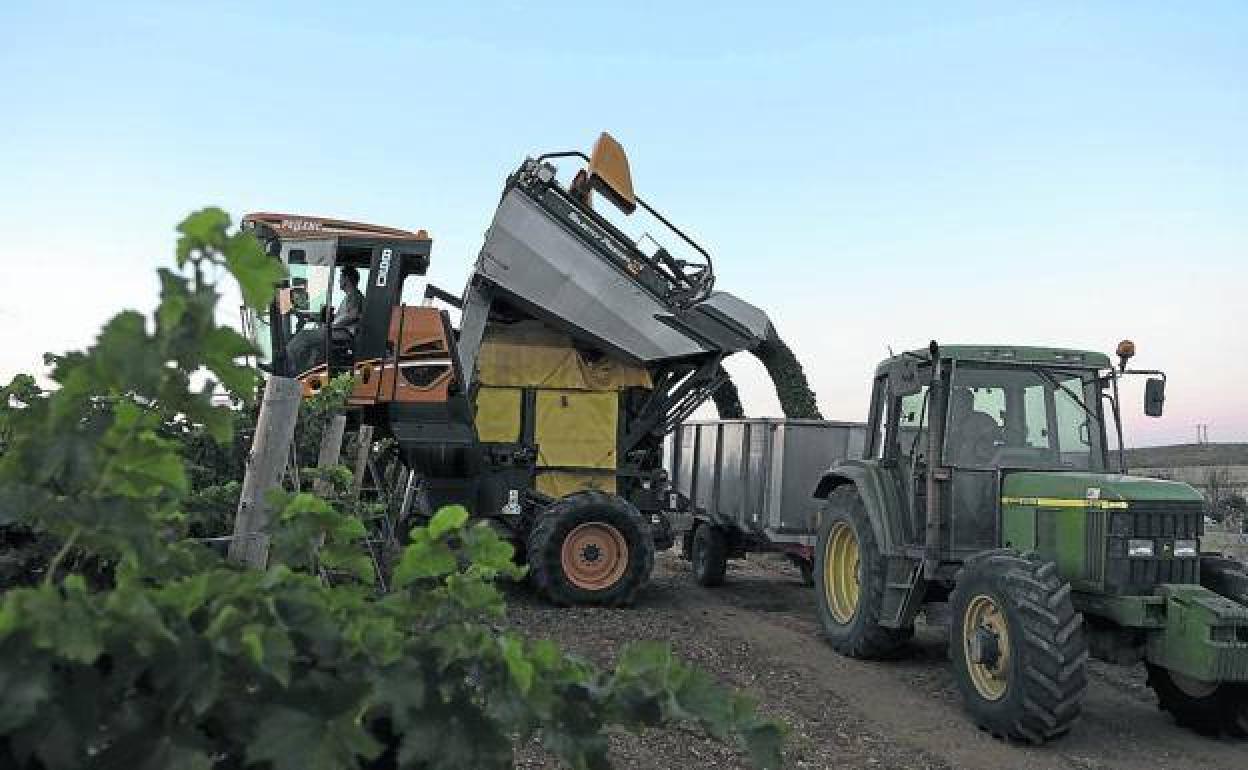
[1104,501,1203,595]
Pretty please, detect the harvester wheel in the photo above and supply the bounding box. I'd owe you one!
[1146,664,1248,738]
[691,523,728,587]
[813,486,912,658]
[527,491,654,607]
[949,551,1088,744]
[1200,553,1248,605]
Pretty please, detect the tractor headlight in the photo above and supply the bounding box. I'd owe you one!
[1127,539,1155,558]
[1174,539,1199,558]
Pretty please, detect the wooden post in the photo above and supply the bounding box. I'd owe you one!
[350,425,375,501]
[230,376,302,567]
[313,414,348,498]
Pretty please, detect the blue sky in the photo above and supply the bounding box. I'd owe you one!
[1,2,1244,445]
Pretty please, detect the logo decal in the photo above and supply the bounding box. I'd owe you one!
[376,248,392,287]
[281,219,322,232]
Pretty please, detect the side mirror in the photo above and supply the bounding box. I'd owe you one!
[1144,378,1165,417]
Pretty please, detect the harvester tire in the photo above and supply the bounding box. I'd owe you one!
[1146,664,1248,738]
[692,523,728,587]
[527,491,654,607]
[814,486,912,658]
[949,551,1088,744]
[1200,553,1248,605]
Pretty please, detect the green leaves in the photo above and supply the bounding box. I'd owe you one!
[428,504,469,539]
[393,529,459,585]
[0,207,785,770]
[175,207,231,266]
[606,642,786,769]
[226,228,286,311]
[175,207,285,310]
[501,634,536,693]
[247,707,383,770]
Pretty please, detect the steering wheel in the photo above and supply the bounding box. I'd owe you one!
[291,306,325,334]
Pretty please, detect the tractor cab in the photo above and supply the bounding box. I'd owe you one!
[865,344,1141,560]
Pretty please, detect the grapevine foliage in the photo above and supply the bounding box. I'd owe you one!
[0,209,784,769]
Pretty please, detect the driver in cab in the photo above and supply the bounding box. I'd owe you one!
[286,266,363,375]
[946,387,1003,466]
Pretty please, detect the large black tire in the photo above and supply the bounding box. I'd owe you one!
[949,551,1088,744]
[1146,664,1248,738]
[527,491,654,607]
[813,486,912,658]
[692,523,728,587]
[1200,553,1248,605]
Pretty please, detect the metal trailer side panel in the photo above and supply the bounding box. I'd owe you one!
[693,423,721,521]
[717,422,747,527]
[671,419,867,546]
[771,422,867,543]
[745,421,771,532]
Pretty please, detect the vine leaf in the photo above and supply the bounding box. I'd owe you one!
[246,707,383,770]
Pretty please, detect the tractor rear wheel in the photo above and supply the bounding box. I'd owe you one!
[691,523,728,586]
[527,491,654,607]
[1146,664,1248,738]
[949,551,1088,744]
[813,486,912,658]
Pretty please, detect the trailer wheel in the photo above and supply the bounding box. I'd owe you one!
[814,486,912,658]
[692,523,728,587]
[527,491,654,607]
[949,551,1088,744]
[1146,664,1248,738]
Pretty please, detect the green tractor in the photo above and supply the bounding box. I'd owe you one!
[812,341,1248,742]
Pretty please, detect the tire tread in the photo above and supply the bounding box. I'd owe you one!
[527,491,654,607]
[949,551,1088,744]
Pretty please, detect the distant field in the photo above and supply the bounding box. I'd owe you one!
[1205,528,1248,560]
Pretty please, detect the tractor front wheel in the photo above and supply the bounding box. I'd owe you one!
[527,491,654,607]
[813,486,911,658]
[1146,664,1248,738]
[949,551,1088,744]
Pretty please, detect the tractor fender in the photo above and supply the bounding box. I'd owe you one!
[812,459,906,557]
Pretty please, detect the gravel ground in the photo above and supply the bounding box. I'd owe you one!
[503,552,1248,770]
[506,555,947,770]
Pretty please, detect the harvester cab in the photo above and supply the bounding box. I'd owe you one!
[812,342,1248,741]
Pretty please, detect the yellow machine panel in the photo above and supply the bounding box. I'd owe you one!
[534,390,618,469]
[471,321,649,494]
[474,386,523,443]
[476,322,650,391]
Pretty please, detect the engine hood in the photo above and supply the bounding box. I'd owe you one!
[1002,471,1205,505]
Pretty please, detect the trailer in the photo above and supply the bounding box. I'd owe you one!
[667,418,867,585]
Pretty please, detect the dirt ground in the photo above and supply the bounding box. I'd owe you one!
[505,552,1247,770]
